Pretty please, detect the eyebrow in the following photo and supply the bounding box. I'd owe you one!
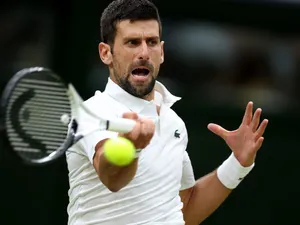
[123,35,160,41]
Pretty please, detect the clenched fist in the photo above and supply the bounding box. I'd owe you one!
[120,112,155,150]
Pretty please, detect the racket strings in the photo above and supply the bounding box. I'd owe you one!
[5,73,71,160]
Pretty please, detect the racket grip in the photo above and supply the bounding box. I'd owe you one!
[106,118,136,133]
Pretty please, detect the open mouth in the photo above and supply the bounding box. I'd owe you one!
[131,67,150,76]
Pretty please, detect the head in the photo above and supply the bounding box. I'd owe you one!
[99,0,164,100]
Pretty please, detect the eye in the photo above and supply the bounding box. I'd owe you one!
[148,39,158,46]
[127,39,139,45]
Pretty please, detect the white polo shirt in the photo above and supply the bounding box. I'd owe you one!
[66,78,195,225]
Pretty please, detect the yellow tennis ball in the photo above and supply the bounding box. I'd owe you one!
[103,137,136,166]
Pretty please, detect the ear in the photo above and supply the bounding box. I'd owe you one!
[160,41,165,64]
[99,42,113,65]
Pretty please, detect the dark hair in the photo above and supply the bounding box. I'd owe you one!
[100,0,162,45]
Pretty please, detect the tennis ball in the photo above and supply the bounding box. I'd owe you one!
[103,137,136,166]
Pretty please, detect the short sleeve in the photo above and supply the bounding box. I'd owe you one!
[71,96,119,164]
[180,151,196,191]
[80,130,118,163]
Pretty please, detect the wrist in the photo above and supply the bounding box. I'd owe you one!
[217,153,255,189]
[118,134,142,159]
[135,149,142,158]
[234,153,255,167]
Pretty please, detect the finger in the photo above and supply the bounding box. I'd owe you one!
[122,112,139,120]
[250,108,262,132]
[207,123,229,140]
[255,119,269,141]
[122,120,141,142]
[255,137,264,151]
[147,120,155,138]
[242,101,253,125]
[141,119,155,140]
[131,119,155,149]
[120,112,139,140]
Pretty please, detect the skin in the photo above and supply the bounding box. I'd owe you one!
[99,20,164,101]
[95,19,269,224]
[181,102,268,225]
[94,20,161,192]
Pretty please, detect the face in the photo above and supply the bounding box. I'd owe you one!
[99,19,164,100]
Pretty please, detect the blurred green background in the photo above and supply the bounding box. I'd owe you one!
[1,0,300,224]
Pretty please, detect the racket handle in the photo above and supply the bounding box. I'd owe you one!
[106,118,136,133]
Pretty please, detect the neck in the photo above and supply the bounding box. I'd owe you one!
[142,91,155,101]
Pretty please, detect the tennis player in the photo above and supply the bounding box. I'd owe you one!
[66,0,269,224]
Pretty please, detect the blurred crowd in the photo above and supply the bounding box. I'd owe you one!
[1,1,299,115]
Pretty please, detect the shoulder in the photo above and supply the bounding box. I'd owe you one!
[83,91,109,108]
[82,91,123,118]
[165,106,186,129]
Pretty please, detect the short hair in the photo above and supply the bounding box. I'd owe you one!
[100,0,162,45]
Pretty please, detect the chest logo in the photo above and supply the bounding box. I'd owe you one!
[174,129,180,138]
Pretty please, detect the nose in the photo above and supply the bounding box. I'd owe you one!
[138,41,150,60]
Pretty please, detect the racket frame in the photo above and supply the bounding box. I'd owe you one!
[1,67,73,165]
[1,67,136,166]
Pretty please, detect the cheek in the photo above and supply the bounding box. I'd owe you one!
[113,56,131,76]
[151,52,163,70]
[150,47,163,62]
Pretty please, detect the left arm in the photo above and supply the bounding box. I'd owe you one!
[180,170,231,225]
[180,152,255,225]
[180,101,268,225]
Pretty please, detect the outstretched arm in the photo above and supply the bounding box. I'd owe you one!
[180,102,268,225]
[93,112,155,192]
[180,170,230,225]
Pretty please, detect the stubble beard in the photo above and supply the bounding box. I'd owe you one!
[115,69,156,98]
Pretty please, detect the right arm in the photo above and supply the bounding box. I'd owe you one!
[93,112,155,192]
[93,139,139,192]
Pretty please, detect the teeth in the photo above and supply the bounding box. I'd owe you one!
[133,74,147,76]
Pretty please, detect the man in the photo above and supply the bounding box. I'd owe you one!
[66,0,269,224]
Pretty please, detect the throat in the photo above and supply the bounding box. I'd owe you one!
[141,90,155,101]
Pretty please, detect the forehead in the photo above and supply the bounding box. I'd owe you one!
[116,20,160,38]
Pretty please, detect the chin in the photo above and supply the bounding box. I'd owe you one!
[129,81,155,98]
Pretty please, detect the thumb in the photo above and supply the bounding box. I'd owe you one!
[122,112,139,121]
[207,123,228,140]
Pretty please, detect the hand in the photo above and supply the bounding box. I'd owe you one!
[120,112,155,150]
[207,102,269,167]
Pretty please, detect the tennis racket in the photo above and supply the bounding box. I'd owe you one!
[1,67,136,165]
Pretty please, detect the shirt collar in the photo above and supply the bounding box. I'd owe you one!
[103,78,181,114]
